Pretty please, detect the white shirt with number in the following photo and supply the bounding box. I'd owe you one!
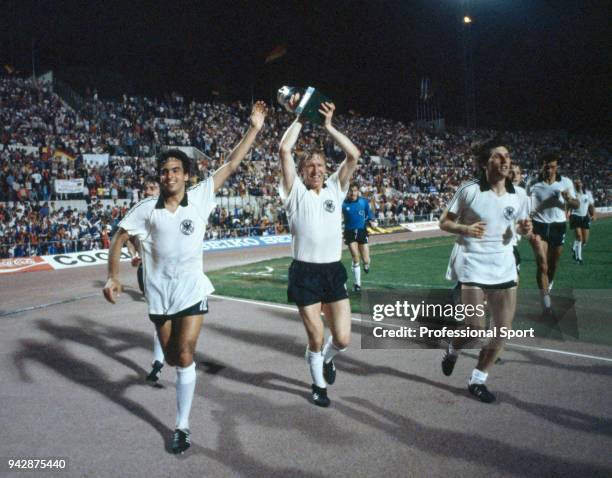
[445,180,530,284]
[528,176,576,223]
[280,171,348,263]
[571,191,594,217]
[119,178,216,315]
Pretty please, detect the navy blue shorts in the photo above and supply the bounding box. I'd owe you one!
[149,299,209,327]
[513,246,521,274]
[288,260,349,307]
[344,228,369,245]
[533,220,566,248]
[569,215,590,230]
[459,281,517,290]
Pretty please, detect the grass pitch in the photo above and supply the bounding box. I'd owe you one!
[208,218,612,345]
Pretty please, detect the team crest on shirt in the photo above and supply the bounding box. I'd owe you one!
[180,219,195,235]
[503,206,516,221]
[324,200,335,213]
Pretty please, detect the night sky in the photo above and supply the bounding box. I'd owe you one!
[1,0,609,132]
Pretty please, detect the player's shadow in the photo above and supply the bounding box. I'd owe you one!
[12,337,176,453]
[31,316,349,449]
[36,319,149,377]
[190,366,353,447]
[121,287,146,301]
[92,278,144,301]
[335,396,611,478]
[198,360,310,401]
[500,392,612,438]
[210,321,612,436]
[196,410,327,478]
[207,322,466,398]
[462,348,612,378]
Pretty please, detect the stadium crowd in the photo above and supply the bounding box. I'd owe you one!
[1,77,609,257]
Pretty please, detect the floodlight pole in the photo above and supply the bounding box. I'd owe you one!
[462,0,476,127]
[31,38,36,80]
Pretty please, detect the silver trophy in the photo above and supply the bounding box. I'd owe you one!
[277,86,330,124]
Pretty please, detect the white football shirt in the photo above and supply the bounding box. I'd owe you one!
[571,191,594,217]
[528,175,576,223]
[119,178,216,315]
[280,171,348,263]
[446,180,530,284]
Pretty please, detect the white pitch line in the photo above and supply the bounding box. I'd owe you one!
[210,294,612,364]
[505,343,612,363]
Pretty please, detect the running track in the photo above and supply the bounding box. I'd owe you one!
[1,231,611,477]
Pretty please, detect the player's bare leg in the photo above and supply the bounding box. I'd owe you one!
[476,288,516,372]
[583,227,590,247]
[530,235,553,313]
[358,243,371,272]
[348,242,362,291]
[441,286,487,376]
[321,299,351,386]
[574,227,585,264]
[164,314,204,453]
[547,246,563,288]
[299,303,330,406]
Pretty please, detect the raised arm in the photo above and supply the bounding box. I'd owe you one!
[279,116,302,194]
[319,102,361,190]
[102,228,130,304]
[212,101,267,193]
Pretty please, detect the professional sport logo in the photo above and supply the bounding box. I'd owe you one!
[180,219,195,235]
[324,200,335,213]
[503,206,516,221]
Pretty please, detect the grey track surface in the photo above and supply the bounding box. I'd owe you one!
[1,230,611,477]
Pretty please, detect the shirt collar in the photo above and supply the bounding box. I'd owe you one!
[305,183,327,191]
[155,192,188,209]
[479,177,516,193]
[537,174,562,183]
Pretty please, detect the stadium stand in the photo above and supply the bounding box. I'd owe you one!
[0,76,609,257]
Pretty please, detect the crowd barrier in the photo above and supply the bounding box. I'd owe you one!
[4,211,611,275]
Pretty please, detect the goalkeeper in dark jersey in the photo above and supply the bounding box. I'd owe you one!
[342,183,375,291]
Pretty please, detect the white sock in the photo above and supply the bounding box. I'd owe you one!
[352,262,361,286]
[363,261,370,270]
[322,335,346,364]
[306,348,326,388]
[576,241,582,260]
[175,362,196,431]
[447,341,457,357]
[543,294,552,309]
[548,281,554,292]
[153,331,165,364]
[572,240,577,252]
[469,368,488,385]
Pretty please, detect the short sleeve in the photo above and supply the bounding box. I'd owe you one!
[447,182,474,217]
[279,175,306,215]
[119,198,154,240]
[188,177,216,219]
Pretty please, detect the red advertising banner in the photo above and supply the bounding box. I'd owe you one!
[0,257,53,275]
